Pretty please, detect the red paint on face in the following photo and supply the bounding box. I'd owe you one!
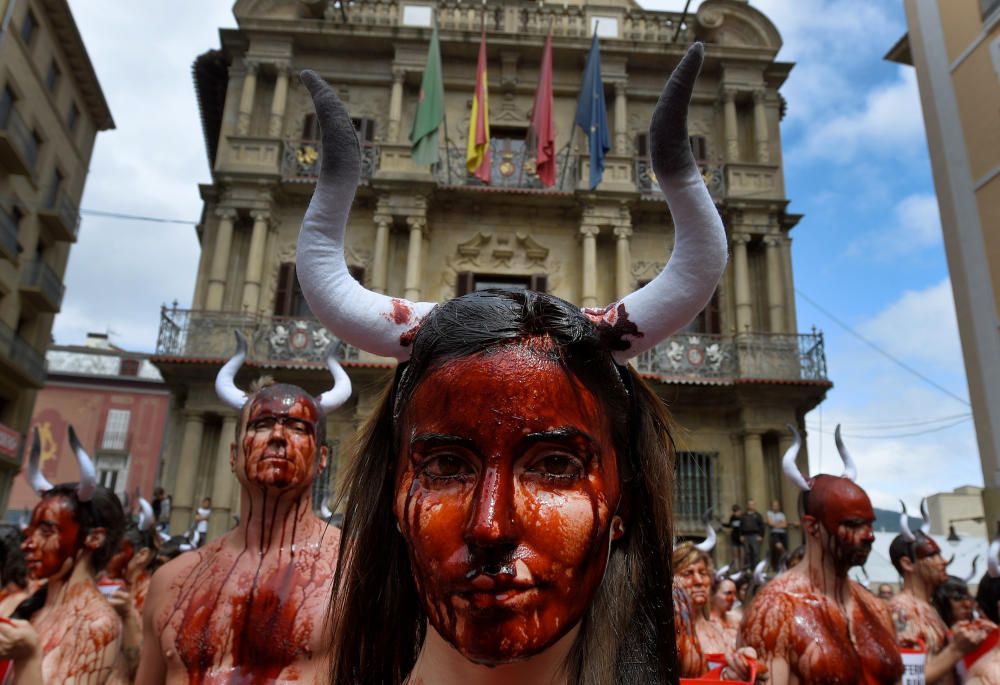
[394,342,622,664]
[713,579,736,613]
[807,475,876,573]
[240,387,322,490]
[21,495,81,581]
[913,536,948,587]
[677,560,712,609]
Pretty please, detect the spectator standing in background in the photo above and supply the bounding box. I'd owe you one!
[722,504,744,569]
[877,583,895,601]
[766,499,788,568]
[192,497,211,547]
[740,499,765,569]
[152,488,171,536]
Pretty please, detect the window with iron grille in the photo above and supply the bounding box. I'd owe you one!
[311,439,340,514]
[674,451,718,525]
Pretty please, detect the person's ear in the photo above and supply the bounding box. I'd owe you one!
[802,514,820,538]
[318,443,329,473]
[611,514,626,542]
[899,555,916,575]
[84,527,107,552]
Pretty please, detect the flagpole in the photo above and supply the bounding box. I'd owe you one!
[561,22,598,192]
[436,17,453,185]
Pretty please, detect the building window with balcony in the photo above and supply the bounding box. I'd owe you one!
[102,409,131,451]
[45,60,60,93]
[0,86,15,128]
[675,451,718,526]
[67,103,79,132]
[44,168,63,210]
[455,272,547,297]
[20,11,37,46]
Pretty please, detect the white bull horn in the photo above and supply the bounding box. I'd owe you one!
[215,331,249,410]
[138,497,155,532]
[834,424,857,482]
[25,428,54,495]
[899,501,917,543]
[67,426,97,502]
[694,507,716,553]
[782,424,809,491]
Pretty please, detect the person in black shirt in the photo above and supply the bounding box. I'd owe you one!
[721,504,744,569]
[739,499,765,569]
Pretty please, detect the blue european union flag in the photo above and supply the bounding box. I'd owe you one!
[573,31,611,191]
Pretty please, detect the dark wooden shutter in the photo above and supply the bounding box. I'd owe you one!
[348,264,365,285]
[302,113,320,141]
[689,135,707,162]
[635,132,649,157]
[705,289,721,334]
[352,117,376,142]
[274,262,296,315]
[456,271,474,297]
[529,274,548,293]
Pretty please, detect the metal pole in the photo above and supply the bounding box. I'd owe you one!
[558,126,576,191]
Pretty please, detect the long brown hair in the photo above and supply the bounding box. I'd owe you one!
[328,290,678,684]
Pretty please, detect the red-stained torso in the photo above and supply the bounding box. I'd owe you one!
[958,618,1000,684]
[31,580,122,682]
[149,512,340,685]
[740,570,902,684]
[889,590,951,656]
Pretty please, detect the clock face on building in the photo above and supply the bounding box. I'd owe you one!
[687,346,705,366]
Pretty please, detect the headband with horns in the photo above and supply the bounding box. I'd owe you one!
[26,425,98,501]
[294,43,727,365]
[782,424,857,492]
[694,507,717,553]
[214,331,352,413]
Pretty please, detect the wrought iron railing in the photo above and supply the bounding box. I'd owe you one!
[0,107,38,172]
[434,140,578,191]
[41,190,80,238]
[22,258,65,308]
[9,335,45,385]
[0,205,18,259]
[330,0,695,43]
[154,307,360,366]
[281,139,379,183]
[634,331,828,383]
[636,158,725,201]
[155,307,827,384]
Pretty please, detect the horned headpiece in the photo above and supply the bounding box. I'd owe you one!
[294,43,726,364]
[137,497,155,532]
[215,331,352,413]
[25,425,98,501]
[694,507,717,553]
[899,498,933,542]
[782,424,857,492]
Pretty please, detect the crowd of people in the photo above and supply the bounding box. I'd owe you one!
[0,42,996,684]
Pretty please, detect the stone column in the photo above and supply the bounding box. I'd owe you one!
[723,88,739,162]
[764,236,785,333]
[237,60,259,136]
[780,237,798,334]
[268,65,290,138]
[170,412,205,532]
[388,67,405,143]
[242,211,270,312]
[732,232,752,333]
[743,431,767,513]
[614,226,632,300]
[613,81,628,156]
[371,213,392,294]
[209,415,238,540]
[777,429,802,548]
[205,208,237,311]
[580,224,600,308]
[752,89,770,164]
[403,216,426,301]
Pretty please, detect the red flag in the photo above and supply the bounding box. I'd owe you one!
[466,24,491,183]
[529,31,556,187]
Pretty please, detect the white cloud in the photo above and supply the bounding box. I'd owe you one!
[790,67,925,164]
[846,192,942,257]
[52,2,237,350]
[858,277,964,369]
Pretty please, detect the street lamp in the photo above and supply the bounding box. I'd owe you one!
[946,516,985,544]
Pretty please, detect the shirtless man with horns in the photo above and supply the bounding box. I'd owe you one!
[740,425,903,684]
[136,332,351,683]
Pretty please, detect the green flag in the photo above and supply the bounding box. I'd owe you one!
[410,24,445,166]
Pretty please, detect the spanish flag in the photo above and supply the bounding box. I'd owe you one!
[466,25,491,183]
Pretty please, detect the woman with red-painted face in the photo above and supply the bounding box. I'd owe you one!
[740,426,904,685]
[708,577,740,646]
[0,427,126,684]
[295,39,745,682]
[931,575,1000,684]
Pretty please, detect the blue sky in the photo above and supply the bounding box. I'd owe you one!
[56,1,981,513]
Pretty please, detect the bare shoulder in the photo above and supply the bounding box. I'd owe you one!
[740,574,806,656]
[853,582,893,625]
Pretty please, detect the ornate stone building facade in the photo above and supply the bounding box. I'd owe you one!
[0,0,114,512]
[154,0,830,553]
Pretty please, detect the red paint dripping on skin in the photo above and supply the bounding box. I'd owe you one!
[393,340,622,663]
